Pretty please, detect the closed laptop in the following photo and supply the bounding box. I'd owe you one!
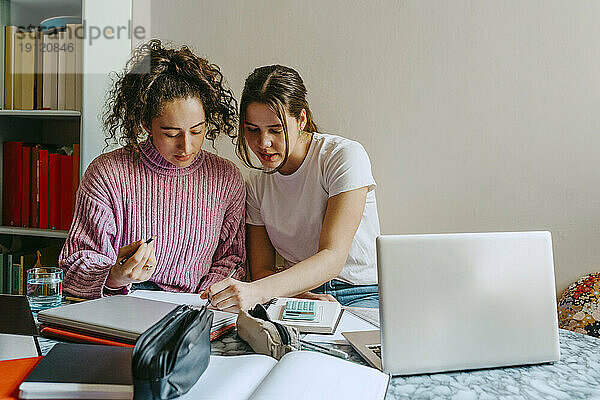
[376,231,560,375]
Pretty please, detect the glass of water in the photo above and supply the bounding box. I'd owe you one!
[27,267,63,311]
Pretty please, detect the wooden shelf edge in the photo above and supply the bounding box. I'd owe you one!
[0,110,81,117]
[0,226,68,238]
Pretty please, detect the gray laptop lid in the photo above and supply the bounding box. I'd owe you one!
[38,295,178,341]
[377,231,560,375]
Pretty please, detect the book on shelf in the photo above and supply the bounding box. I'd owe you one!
[39,149,49,229]
[74,26,82,110]
[0,245,61,295]
[2,141,79,232]
[56,28,66,110]
[41,28,59,109]
[0,0,9,109]
[13,29,36,110]
[3,25,16,109]
[3,22,82,111]
[30,145,40,228]
[59,153,72,230]
[2,141,23,226]
[20,144,30,227]
[48,152,61,230]
[63,24,76,111]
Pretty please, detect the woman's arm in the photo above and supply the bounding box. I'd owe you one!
[200,169,247,289]
[204,186,368,312]
[247,224,276,281]
[59,162,121,299]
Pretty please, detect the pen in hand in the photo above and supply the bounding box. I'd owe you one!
[118,236,156,266]
[200,262,243,302]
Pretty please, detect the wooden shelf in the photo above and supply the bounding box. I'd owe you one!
[0,110,81,118]
[0,226,68,238]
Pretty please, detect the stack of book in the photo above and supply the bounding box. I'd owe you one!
[3,18,82,111]
[0,244,62,295]
[2,141,79,231]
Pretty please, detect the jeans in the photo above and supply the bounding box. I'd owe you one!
[131,281,163,291]
[312,279,379,308]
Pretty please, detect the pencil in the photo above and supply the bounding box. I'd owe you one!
[118,236,156,266]
[64,296,88,303]
[300,339,349,359]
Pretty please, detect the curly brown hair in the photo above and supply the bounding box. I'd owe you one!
[103,39,238,151]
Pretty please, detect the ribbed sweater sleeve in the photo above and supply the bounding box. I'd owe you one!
[201,168,246,289]
[59,157,119,299]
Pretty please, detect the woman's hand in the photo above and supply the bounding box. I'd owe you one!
[200,279,263,313]
[294,291,338,303]
[106,239,157,288]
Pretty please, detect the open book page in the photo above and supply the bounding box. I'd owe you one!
[249,351,389,400]
[303,309,377,344]
[180,355,277,399]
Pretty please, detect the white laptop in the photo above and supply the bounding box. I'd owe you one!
[343,231,560,375]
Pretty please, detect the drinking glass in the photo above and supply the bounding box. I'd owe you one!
[26,267,63,310]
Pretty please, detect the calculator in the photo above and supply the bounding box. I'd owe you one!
[282,300,316,321]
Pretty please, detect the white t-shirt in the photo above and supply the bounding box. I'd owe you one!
[246,132,380,285]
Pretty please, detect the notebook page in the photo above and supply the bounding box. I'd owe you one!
[249,351,389,400]
[180,355,277,399]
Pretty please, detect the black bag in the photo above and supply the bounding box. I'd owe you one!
[132,304,213,399]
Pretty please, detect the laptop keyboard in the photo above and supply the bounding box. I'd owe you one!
[367,344,381,359]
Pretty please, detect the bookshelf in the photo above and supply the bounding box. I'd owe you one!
[0,109,80,117]
[0,0,132,294]
[0,226,67,238]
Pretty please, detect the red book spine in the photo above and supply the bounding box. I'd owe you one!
[29,146,40,228]
[59,154,73,230]
[40,326,134,348]
[48,154,61,230]
[20,146,31,228]
[72,143,80,212]
[2,141,23,226]
[39,150,49,229]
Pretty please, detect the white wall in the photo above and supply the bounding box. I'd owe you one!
[135,0,600,295]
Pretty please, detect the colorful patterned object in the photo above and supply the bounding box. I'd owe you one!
[557,272,600,338]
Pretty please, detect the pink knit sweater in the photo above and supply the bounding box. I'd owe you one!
[59,139,246,299]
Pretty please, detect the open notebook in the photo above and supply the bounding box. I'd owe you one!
[182,351,389,400]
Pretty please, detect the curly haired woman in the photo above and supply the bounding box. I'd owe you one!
[59,40,246,299]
